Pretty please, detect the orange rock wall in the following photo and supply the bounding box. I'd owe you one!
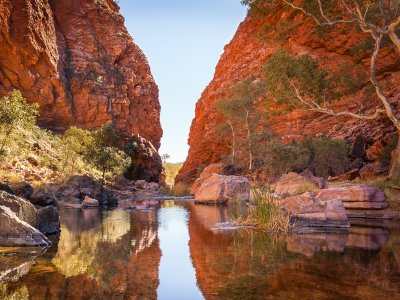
[0,0,162,149]
[178,4,399,182]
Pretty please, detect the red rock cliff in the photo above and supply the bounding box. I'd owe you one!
[177,4,399,182]
[0,0,162,149]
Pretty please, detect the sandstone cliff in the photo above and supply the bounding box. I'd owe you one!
[0,0,162,167]
[178,4,399,182]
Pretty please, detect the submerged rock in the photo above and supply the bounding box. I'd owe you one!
[195,174,250,204]
[0,206,50,247]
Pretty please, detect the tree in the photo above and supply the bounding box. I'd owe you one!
[85,121,131,180]
[161,153,171,163]
[0,90,39,154]
[246,0,400,177]
[214,77,265,170]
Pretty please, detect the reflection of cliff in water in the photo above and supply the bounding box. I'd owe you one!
[187,202,400,300]
[2,208,161,299]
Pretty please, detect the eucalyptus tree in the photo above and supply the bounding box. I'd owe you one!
[243,0,400,177]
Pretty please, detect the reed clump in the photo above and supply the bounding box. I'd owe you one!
[232,185,293,233]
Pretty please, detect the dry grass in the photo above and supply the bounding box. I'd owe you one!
[162,181,191,197]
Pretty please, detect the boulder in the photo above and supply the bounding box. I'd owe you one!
[0,191,37,227]
[11,182,34,199]
[30,188,57,207]
[61,175,102,200]
[148,182,160,191]
[82,196,99,208]
[190,163,239,195]
[135,180,150,190]
[359,162,389,180]
[317,185,387,210]
[36,206,60,234]
[284,192,349,229]
[275,172,326,196]
[195,174,250,204]
[0,206,50,247]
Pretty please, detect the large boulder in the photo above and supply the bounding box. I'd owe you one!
[195,174,250,204]
[317,185,387,210]
[30,188,57,207]
[284,192,350,229]
[10,182,34,199]
[0,191,37,227]
[190,163,239,195]
[36,206,60,234]
[0,191,60,235]
[275,172,326,196]
[0,206,50,247]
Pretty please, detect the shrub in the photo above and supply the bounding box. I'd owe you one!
[84,122,131,180]
[254,138,310,180]
[300,137,350,178]
[0,90,39,154]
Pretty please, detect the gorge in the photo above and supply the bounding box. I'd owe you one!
[1,1,400,299]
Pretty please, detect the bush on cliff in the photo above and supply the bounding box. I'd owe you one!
[0,90,39,156]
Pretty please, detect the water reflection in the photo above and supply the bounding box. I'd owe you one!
[0,202,399,299]
[157,203,204,299]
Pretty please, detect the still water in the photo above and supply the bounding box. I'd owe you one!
[1,200,400,299]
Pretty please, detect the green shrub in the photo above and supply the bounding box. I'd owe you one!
[300,137,350,178]
[0,90,39,154]
[84,122,131,180]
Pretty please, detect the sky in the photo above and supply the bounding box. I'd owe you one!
[119,0,247,163]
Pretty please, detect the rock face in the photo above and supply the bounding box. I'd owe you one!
[195,174,250,204]
[177,3,399,182]
[0,205,50,247]
[0,0,162,180]
[284,192,350,229]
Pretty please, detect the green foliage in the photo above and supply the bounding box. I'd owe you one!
[300,137,350,178]
[0,90,39,154]
[214,77,266,169]
[84,122,131,180]
[264,49,366,110]
[255,139,310,179]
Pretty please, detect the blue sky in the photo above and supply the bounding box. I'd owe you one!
[119,0,247,162]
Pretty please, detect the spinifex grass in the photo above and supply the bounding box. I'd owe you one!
[232,185,293,233]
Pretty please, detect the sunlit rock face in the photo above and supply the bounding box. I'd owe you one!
[0,0,162,149]
[187,202,400,299]
[177,4,400,182]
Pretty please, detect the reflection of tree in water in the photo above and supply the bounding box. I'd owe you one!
[2,208,161,299]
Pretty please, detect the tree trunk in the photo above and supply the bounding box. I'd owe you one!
[228,121,236,165]
[245,109,252,171]
[389,132,400,178]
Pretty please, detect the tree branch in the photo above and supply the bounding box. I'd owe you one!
[289,81,386,121]
[370,34,400,129]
